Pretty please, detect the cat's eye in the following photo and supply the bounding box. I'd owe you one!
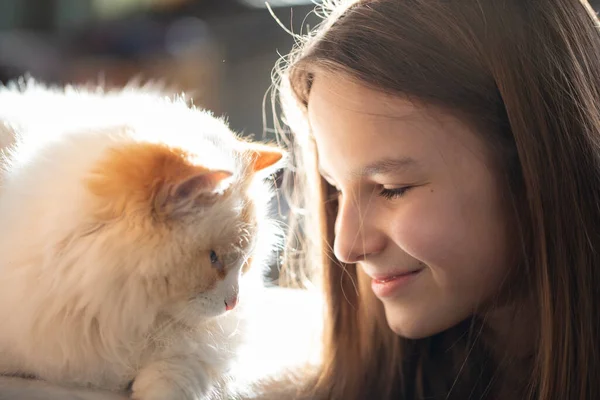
[210,250,219,264]
[209,250,223,270]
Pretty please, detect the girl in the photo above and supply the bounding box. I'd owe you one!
[263,0,600,399]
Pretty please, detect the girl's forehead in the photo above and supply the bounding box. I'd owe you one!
[306,72,469,144]
[307,72,419,118]
[308,75,495,180]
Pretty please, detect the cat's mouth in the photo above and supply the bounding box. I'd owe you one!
[186,293,238,312]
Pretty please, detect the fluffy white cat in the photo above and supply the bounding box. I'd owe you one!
[0,80,284,400]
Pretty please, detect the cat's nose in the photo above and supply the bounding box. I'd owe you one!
[225,295,238,311]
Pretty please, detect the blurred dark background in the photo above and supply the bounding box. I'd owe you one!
[0,0,319,140]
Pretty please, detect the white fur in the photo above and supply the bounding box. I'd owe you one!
[0,80,282,399]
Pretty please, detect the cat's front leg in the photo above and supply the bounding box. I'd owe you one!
[131,357,216,400]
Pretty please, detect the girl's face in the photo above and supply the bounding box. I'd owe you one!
[308,73,514,338]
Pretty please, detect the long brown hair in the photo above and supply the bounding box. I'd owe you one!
[274,0,600,399]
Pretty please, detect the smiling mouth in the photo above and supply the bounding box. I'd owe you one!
[372,269,422,283]
[370,269,424,298]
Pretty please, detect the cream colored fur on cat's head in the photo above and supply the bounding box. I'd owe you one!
[0,80,283,386]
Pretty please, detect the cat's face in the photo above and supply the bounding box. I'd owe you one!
[70,123,284,325]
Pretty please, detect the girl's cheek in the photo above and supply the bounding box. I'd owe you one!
[391,198,466,264]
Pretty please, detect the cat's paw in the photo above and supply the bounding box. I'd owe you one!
[131,362,211,400]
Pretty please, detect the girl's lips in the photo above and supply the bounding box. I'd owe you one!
[371,269,423,298]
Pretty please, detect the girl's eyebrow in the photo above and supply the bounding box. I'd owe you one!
[318,157,419,183]
[353,157,419,177]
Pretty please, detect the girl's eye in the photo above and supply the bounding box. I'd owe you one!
[378,186,411,200]
[209,250,223,269]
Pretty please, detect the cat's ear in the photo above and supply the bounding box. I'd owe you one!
[156,169,233,215]
[172,170,232,200]
[243,143,285,174]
